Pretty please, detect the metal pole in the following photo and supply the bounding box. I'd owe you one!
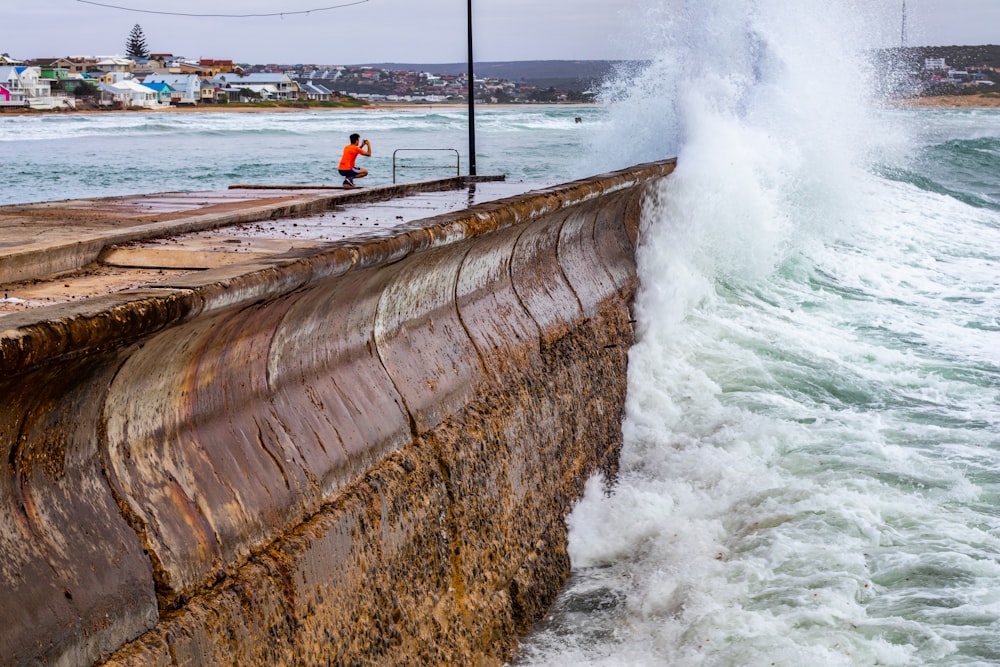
[467,0,477,176]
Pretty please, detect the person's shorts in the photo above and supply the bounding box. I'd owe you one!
[339,168,362,178]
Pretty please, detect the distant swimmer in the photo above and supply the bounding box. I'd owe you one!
[338,133,371,187]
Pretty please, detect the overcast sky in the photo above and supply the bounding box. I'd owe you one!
[3,0,1000,65]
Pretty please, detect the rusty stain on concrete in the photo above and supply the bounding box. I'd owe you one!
[0,160,675,666]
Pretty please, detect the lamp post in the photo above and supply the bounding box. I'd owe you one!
[467,0,477,176]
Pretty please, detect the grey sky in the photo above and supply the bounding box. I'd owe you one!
[906,0,1000,46]
[3,0,999,64]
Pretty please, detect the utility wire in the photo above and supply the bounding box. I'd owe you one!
[75,0,369,18]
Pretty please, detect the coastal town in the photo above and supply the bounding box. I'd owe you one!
[4,29,1000,113]
[0,50,599,112]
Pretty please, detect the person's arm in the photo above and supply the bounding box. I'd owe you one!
[360,139,372,156]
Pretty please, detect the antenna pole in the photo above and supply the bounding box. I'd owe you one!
[901,0,908,47]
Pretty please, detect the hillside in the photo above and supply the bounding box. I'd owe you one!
[358,59,634,89]
[882,44,1000,69]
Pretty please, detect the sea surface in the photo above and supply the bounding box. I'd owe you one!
[0,105,599,205]
[4,2,1000,664]
[516,1,1000,665]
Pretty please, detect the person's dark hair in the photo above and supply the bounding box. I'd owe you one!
[349,133,360,143]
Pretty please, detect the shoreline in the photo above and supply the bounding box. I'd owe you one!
[0,101,596,117]
[4,96,1000,117]
[893,94,1000,108]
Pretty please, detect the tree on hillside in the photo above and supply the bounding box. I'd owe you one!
[72,80,98,98]
[125,24,149,59]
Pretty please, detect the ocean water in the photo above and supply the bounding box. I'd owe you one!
[4,3,1000,664]
[0,105,598,205]
[515,1,1000,666]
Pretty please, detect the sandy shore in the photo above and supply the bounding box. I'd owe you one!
[10,96,995,117]
[896,94,1000,108]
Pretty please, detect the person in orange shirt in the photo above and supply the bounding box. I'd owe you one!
[338,133,371,187]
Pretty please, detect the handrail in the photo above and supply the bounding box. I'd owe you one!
[392,148,461,184]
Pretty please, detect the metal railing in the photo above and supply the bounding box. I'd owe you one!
[392,148,461,184]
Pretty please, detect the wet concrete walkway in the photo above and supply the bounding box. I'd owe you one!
[0,177,547,316]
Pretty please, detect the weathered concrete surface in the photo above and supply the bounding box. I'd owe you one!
[0,160,675,666]
[0,181,537,315]
[0,176,504,286]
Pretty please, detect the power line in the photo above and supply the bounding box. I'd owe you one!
[75,0,369,18]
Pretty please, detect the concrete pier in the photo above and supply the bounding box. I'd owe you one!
[0,160,675,666]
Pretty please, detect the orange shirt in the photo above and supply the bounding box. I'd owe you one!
[339,144,364,170]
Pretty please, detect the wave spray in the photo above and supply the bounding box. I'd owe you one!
[520,1,1000,665]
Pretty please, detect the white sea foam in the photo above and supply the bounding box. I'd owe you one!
[516,1,1000,665]
[3,13,1000,661]
[0,106,599,205]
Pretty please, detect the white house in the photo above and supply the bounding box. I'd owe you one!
[96,82,129,107]
[109,79,167,109]
[0,66,74,109]
[0,67,25,106]
[14,66,50,98]
[213,72,296,101]
[298,80,334,102]
[95,57,135,73]
[141,74,201,105]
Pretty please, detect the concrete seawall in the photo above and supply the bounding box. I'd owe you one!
[0,160,675,666]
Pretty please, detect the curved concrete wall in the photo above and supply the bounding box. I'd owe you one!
[0,160,674,666]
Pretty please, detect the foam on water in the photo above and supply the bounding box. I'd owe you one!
[4,11,1000,660]
[516,1,1000,665]
[0,106,599,205]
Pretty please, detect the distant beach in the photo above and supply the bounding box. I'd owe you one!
[897,94,1000,108]
[3,96,998,118]
[0,101,594,118]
